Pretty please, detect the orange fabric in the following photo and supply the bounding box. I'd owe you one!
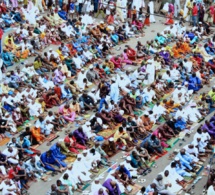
[143,17,150,26]
[165,13,174,25]
[141,116,153,131]
[107,15,114,24]
[31,127,44,142]
[172,45,182,58]
[54,86,62,99]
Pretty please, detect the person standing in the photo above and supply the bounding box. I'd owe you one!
[192,2,198,26]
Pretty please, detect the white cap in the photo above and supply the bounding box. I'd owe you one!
[49,48,53,50]
[109,137,114,141]
[175,157,180,161]
[177,85,182,88]
[126,156,131,161]
[83,150,88,153]
[95,177,100,181]
[199,22,202,24]
[35,123,40,128]
[81,68,85,71]
[89,65,93,69]
[16,108,21,112]
[119,162,124,166]
[91,88,96,92]
[161,47,165,51]
[100,21,104,24]
[85,121,91,125]
[77,154,82,158]
[184,81,188,85]
[51,28,55,31]
[111,77,116,81]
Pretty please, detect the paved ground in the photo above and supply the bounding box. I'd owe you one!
[1,13,215,195]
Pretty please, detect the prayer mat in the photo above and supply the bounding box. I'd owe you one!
[0,137,10,146]
[30,116,35,120]
[209,107,215,114]
[82,183,91,191]
[155,150,168,160]
[65,156,77,164]
[90,162,116,176]
[196,165,204,175]
[30,144,40,149]
[129,184,142,195]
[97,125,120,140]
[17,126,24,132]
[146,161,155,167]
[166,137,180,147]
[45,134,59,142]
[133,110,144,117]
[25,149,40,157]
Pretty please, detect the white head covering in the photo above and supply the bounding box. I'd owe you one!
[109,137,114,141]
[126,156,131,161]
[89,65,93,69]
[175,157,180,161]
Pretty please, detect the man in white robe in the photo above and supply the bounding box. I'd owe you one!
[174,0,181,17]
[22,63,38,77]
[121,156,138,177]
[72,54,83,69]
[184,103,202,123]
[82,121,96,139]
[3,147,19,164]
[110,78,119,103]
[144,60,155,85]
[148,1,156,23]
[70,154,92,182]
[28,100,42,117]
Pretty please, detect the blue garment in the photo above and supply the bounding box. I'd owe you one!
[50,144,66,161]
[175,163,192,177]
[58,10,67,20]
[116,166,131,178]
[40,151,67,171]
[174,118,186,130]
[16,137,33,154]
[1,52,13,66]
[177,152,193,170]
[98,98,108,112]
[188,76,202,91]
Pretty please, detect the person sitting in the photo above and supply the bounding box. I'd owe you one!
[40,150,67,174]
[114,127,134,151]
[146,134,163,157]
[73,127,89,147]
[58,103,76,123]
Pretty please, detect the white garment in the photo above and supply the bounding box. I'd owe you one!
[207,185,215,195]
[28,102,42,117]
[148,1,155,22]
[144,60,155,85]
[2,148,19,164]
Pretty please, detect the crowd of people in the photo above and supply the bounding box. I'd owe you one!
[1,0,215,194]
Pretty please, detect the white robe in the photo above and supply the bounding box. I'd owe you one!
[161,172,182,194]
[82,124,96,139]
[110,82,119,103]
[2,148,19,164]
[144,60,155,85]
[71,159,92,182]
[174,0,181,17]
[28,102,42,117]
[148,1,156,23]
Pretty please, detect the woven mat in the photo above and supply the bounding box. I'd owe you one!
[45,134,59,142]
[0,137,10,146]
[166,137,180,147]
[97,125,120,140]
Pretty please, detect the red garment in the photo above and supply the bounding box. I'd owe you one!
[0,29,3,40]
[126,48,136,61]
[64,135,86,154]
[8,167,20,179]
[192,5,198,16]
[54,86,62,99]
[42,93,58,108]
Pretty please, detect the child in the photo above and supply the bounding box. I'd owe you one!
[131,6,137,21]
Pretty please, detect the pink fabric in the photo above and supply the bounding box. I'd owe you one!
[58,105,76,122]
